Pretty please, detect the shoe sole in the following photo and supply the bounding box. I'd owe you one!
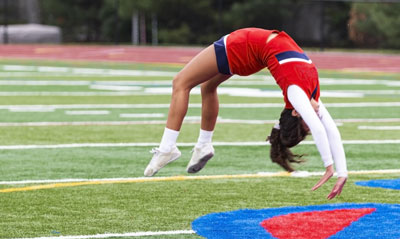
[187,153,214,174]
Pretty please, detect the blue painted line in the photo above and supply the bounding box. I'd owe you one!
[356,178,400,190]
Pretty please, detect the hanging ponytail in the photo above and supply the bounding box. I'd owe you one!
[267,109,308,172]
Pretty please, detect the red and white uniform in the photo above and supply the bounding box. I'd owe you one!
[224,28,347,177]
[225,28,319,109]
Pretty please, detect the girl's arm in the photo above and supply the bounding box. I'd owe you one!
[317,100,348,177]
[287,84,347,199]
[287,85,334,168]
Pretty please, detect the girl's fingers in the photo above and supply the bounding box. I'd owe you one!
[327,177,347,200]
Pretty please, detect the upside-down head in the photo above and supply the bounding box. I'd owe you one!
[267,109,309,172]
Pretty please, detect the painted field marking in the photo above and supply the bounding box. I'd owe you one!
[65,110,110,115]
[1,102,400,110]
[4,139,400,149]
[193,203,400,238]
[336,118,400,123]
[1,64,400,86]
[119,113,165,118]
[0,172,292,192]
[358,126,400,130]
[0,92,158,96]
[0,72,178,78]
[2,169,400,186]
[1,65,178,77]
[2,65,36,71]
[1,65,259,79]
[0,89,371,97]
[3,88,395,97]
[2,104,176,110]
[12,230,195,239]
[0,78,399,87]
[1,169,400,192]
[356,178,400,190]
[9,108,55,112]
[0,121,168,127]
[0,80,166,85]
[0,139,400,151]
[0,117,398,127]
[89,85,143,91]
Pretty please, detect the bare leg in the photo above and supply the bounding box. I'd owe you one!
[144,45,229,177]
[200,74,231,131]
[185,74,230,174]
[166,45,225,131]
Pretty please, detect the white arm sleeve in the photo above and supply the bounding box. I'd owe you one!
[287,85,334,168]
[317,100,348,177]
[287,85,348,177]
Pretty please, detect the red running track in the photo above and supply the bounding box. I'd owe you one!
[0,44,399,73]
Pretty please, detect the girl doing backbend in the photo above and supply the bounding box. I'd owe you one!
[144,28,347,200]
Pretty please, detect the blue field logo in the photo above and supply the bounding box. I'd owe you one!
[192,203,400,238]
[356,178,400,190]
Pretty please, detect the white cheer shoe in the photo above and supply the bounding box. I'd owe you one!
[186,143,214,173]
[144,146,181,177]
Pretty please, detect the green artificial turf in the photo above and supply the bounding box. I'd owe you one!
[0,59,399,238]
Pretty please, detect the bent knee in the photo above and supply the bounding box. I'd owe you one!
[172,74,193,92]
[201,82,218,95]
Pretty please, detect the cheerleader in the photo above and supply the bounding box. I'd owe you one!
[144,28,347,199]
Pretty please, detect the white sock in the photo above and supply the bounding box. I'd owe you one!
[159,128,179,153]
[195,129,213,148]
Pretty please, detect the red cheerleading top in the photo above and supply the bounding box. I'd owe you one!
[225,28,320,109]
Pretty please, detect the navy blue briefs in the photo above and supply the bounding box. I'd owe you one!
[213,35,231,75]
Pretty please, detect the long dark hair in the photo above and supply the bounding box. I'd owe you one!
[267,109,309,172]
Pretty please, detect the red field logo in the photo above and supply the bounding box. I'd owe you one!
[261,208,375,239]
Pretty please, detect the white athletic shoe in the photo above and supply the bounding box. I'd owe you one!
[186,143,214,173]
[144,146,181,177]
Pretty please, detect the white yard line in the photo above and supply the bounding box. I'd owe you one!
[65,110,110,115]
[119,113,165,118]
[0,140,399,151]
[0,80,92,85]
[89,85,143,91]
[1,64,400,86]
[358,125,400,130]
[0,88,398,97]
[336,118,400,123]
[324,102,400,107]
[0,121,169,126]
[13,230,196,239]
[1,65,178,77]
[0,117,399,127]
[0,78,399,86]
[0,92,158,96]
[9,108,55,112]
[1,104,175,110]
[1,102,400,111]
[0,90,360,97]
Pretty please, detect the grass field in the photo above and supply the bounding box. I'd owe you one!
[0,58,399,238]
